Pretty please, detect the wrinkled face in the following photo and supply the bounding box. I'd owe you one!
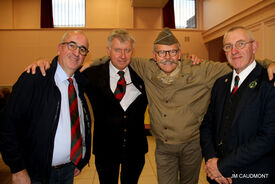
[153,43,181,74]
[58,32,89,76]
[107,38,133,70]
[224,29,258,74]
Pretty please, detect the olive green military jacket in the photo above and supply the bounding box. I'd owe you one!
[92,57,272,144]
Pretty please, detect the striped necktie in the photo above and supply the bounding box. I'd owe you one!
[232,75,240,95]
[114,71,126,101]
[68,78,82,165]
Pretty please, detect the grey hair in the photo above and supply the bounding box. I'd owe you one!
[107,29,135,48]
[223,26,255,44]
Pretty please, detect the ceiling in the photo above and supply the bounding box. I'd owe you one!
[131,0,169,8]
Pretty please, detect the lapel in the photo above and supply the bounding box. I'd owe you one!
[230,63,262,127]
[216,73,232,134]
[129,66,145,94]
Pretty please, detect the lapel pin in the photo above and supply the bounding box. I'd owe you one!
[249,81,257,88]
[225,78,228,83]
[139,85,143,89]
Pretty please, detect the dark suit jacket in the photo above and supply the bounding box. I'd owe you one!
[83,61,148,159]
[200,62,275,183]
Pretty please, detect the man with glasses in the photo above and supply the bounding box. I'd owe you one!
[0,30,92,184]
[200,26,275,184]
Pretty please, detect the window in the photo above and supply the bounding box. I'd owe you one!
[174,0,196,29]
[52,0,85,27]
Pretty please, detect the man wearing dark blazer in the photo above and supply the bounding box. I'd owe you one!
[83,29,148,184]
[200,26,275,184]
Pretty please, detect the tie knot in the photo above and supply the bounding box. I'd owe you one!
[68,78,73,84]
[234,75,240,86]
[117,71,125,77]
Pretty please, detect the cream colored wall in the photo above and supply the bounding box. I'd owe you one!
[134,8,162,29]
[0,0,40,29]
[0,0,13,29]
[86,0,133,28]
[203,0,262,30]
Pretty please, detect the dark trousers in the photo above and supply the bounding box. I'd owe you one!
[31,163,75,184]
[95,154,145,184]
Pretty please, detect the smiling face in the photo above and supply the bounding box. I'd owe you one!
[153,43,181,74]
[224,28,258,74]
[58,31,89,77]
[107,37,133,71]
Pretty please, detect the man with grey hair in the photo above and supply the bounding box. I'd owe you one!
[0,30,92,184]
[200,26,275,184]
[83,29,148,183]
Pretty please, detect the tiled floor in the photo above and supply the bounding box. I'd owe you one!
[0,136,209,184]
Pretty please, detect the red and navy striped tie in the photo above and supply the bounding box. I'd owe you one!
[114,71,126,101]
[232,75,240,95]
[68,78,82,165]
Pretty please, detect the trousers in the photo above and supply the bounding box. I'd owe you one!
[155,138,202,184]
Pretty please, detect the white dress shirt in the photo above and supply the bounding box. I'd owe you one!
[109,61,141,111]
[231,60,256,92]
[52,63,86,166]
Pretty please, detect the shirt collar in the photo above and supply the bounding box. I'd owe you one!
[56,62,75,83]
[232,60,256,86]
[109,60,129,77]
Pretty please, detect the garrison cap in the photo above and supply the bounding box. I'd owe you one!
[154,28,179,45]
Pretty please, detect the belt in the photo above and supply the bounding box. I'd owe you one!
[52,162,72,169]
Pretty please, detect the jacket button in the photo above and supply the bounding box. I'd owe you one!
[124,115,127,119]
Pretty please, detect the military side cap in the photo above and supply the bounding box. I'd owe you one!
[154,28,179,45]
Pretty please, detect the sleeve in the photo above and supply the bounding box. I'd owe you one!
[0,72,35,173]
[130,57,156,80]
[217,82,275,177]
[199,60,232,87]
[90,56,110,66]
[257,58,274,68]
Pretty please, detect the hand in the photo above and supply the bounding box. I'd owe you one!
[214,176,232,184]
[205,158,223,180]
[74,168,81,176]
[25,58,50,76]
[12,169,31,184]
[267,62,275,86]
[190,54,204,65]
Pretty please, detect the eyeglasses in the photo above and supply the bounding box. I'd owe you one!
[62,41,89,56]
[155,49,179,58]
[223,40,254,52]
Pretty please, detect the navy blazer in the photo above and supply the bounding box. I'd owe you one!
[200,62,275,183]
[83,61,148,158]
